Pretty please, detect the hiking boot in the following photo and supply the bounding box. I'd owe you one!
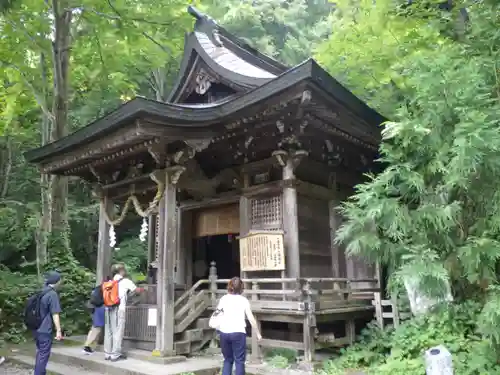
[83,346,94,355]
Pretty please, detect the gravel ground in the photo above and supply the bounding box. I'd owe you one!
[2,363,32,375]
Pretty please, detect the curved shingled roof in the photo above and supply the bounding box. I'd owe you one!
[167,6,288,103]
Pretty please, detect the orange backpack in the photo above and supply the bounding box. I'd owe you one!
[102,279,121,307]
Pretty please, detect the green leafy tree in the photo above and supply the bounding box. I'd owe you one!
[316,0,500,352]
[0,0,191,340]
[203,0,333,65]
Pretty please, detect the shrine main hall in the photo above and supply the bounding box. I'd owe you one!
[25,6,385,363]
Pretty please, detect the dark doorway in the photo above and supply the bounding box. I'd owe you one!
[192,234,240,286]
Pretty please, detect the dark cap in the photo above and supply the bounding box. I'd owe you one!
[45,271,61,285]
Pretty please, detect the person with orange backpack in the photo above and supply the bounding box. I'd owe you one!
[103,264,144,362]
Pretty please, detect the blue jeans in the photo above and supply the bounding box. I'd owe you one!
[34,332,53,375]
[220,332,246,375]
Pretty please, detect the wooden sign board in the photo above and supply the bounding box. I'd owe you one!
[239,231,285,271]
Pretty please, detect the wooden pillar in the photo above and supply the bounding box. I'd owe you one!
[328,200,341,278]
[179,209,193,288]
[250,281,262,362]
[155,199,166,352]
[175,209,185,287]
[96,197,113,285]
[156,166,184,356]
[147,214,156,265]
[277,150,306,279]
[240,172,251,286]
[302,280,315,364]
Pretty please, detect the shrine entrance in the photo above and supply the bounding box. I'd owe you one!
[192,203,240,285]
[192,234,240,285]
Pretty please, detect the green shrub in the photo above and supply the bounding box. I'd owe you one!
[0,231,95,342]
[265,347,298,364]
[320,301,500,375]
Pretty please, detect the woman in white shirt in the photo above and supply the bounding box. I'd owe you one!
[217,277,261,375]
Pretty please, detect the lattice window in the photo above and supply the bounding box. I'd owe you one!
[250,195,282,230]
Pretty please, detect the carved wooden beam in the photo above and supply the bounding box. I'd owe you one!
[43,126,153,174]
[307,113,378,151]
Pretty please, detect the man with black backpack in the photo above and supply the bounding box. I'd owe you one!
[24,271,63,375]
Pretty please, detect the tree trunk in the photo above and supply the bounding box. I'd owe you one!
[0,135,12,199]
[49,0,72,242]
[36,52,51,273]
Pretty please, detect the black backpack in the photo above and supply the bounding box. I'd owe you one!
[24,290,50,331]
[89,285,104,307]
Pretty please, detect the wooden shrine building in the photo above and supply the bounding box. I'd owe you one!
[25,6,385,363]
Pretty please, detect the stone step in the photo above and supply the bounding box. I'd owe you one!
[9,354,102,375]
[49,346,221,375]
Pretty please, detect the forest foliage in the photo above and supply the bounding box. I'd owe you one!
[1,0,500,373]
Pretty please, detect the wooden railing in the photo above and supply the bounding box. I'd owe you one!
[123,264,380,354]
[208,277,379,312]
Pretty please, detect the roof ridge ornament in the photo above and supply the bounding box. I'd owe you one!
[188,5,223,47]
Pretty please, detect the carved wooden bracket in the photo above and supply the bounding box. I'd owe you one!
[195,68,214,95]
[166,165,186,185]
[89,165,107,183]
[272,149,308,170]
[172,147,196,165]
[91,183,103,199]
[184,139,211,152]
[147,142,167,166]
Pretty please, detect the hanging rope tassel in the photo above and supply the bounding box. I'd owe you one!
[139,217,148,242]
[109,225,116,248]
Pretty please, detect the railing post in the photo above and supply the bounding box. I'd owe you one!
[209,261,218,306]
[373,292,383,329]
[345,279,355,344]
[391,295,400,328]
[345,279,352,301]
[301,279,315,367]
[250,281,262,363]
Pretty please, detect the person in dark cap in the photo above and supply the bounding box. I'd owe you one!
[33,270,63,375]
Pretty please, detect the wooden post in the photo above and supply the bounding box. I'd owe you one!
[175,208,186,287]
[96,197,113,285]
[156,166,184,356]
[346,319,356,345]
[182,210,193,288]
[282,155,301,278]
[250,281,262,362]
[302,280,315,364]
[328,199,341,278]
[240,173,251,287]
[373,292,384,329]
[345,279,355,345]
[391,296,400,328]
[155,199,166,352]
[147,214,156,269]
[209,261,218,306]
